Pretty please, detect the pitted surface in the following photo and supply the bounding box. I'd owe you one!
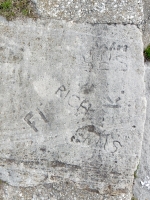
[133,63,150,200]
[0,19,146,199]
[33,0,143,24]
[142,0,150,47]
[132,0,150,199]
[0,181,131,200]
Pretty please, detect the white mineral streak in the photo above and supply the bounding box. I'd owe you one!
[141,176,150,190]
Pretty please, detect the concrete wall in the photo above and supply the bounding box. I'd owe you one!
[33,0,143,24]
[0,0,147,199]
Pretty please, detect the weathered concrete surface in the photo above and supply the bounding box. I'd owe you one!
[133,62,150,200]
[142,0,150,48]
[33,0,143,25]
[0,18,146,199]
[132,0,150,199]
[0,181,132,200]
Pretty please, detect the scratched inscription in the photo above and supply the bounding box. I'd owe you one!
[83,42,128,72]
[24,109,48,132]
[55,85,94,115]
[0,43,23,63]
[70,125,122,153]
[54,83,122,153]
[0,22,144,194]
[24,111,38,132]
[103,96,121,108]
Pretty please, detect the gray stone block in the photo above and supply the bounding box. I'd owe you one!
[0,19,146,199]
[34,0,143,25]
[133,63,150,200]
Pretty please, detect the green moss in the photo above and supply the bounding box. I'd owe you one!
[0,0,38,20]
[131,197,138,200]
[0,179,7,185]
[134,170,137,179]
[144,45,150,61]
[134,164,139,179]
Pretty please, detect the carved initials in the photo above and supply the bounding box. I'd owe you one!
[24,109,48,132]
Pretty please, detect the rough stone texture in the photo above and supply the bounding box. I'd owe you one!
[132,62,150,200]
[132,0,150,199]
[142,0,150,48]
[0,181,131,200]
[0,18,146,199]
[33,0,143,25]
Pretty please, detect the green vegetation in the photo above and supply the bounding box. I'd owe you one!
[0,0,37,20]
[134,164,139,179]
[134,170,137,179]
[144,45,150,61]
[0,179,7,185]
[0,0,12,10]
[131,197,137,200]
